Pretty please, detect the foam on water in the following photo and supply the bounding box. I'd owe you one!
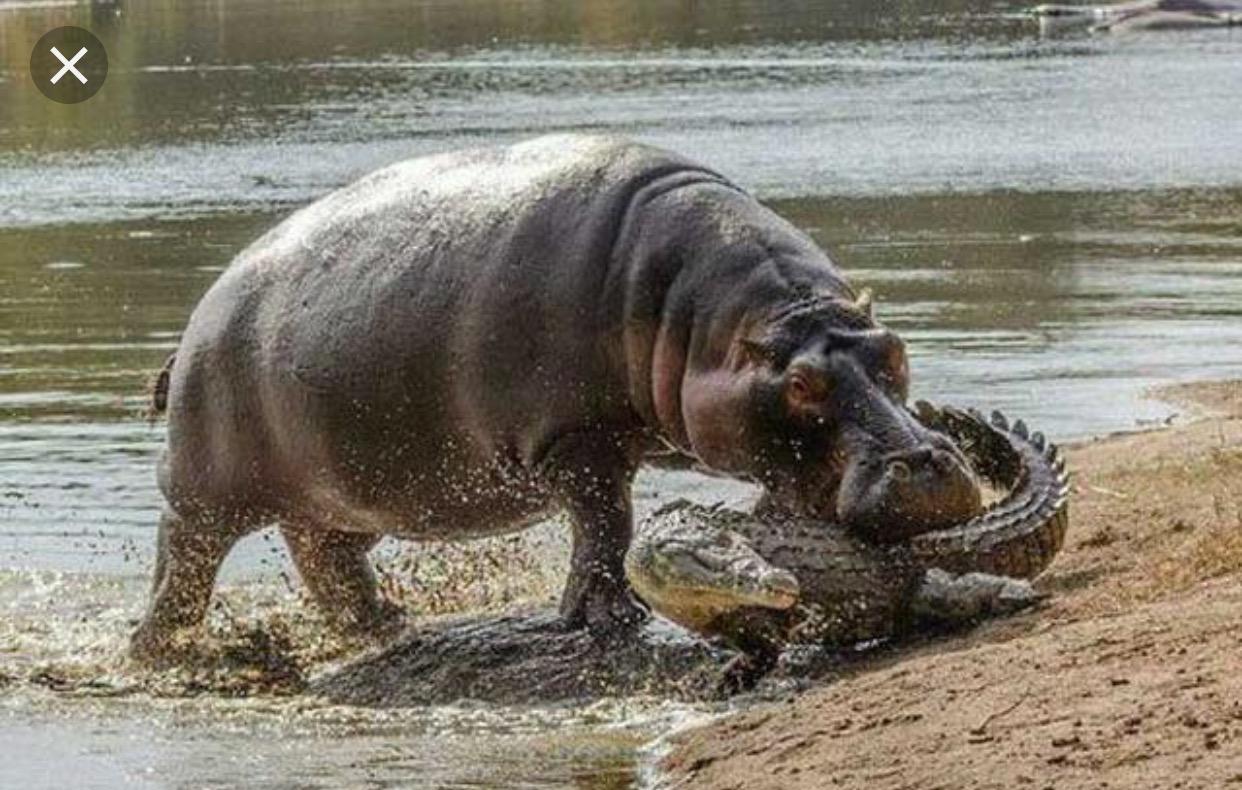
[0,557,725,788]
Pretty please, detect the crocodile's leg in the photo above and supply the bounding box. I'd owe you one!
[715,614,787,695]
[909,568,1044,624]
[717,650,778,696]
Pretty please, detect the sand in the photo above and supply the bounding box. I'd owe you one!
[660,380,1242,790]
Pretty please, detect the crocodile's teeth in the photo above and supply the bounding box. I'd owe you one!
[991,410,1010,430]
[1032,431,1047,451]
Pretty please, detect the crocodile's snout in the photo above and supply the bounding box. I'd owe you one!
[654,530,801,609]
[625,517,801,634]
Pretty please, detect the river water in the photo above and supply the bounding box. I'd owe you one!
[2,1,1241,787]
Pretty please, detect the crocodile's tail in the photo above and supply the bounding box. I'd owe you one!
[904,403,1070,580]
[146,352,177,419]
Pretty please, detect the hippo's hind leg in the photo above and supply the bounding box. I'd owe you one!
[279,525,402,637]
[129,507,249,664]
[540,430,648,635]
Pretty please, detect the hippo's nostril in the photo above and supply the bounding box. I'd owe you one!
[910,447,934,465]
[888,459,911,482]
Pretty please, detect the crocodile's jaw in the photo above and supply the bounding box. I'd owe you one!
[630,581,794,635]
[625,532,800,634]
[638,586,794,635]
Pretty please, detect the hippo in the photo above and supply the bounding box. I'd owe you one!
[131,135,982,660]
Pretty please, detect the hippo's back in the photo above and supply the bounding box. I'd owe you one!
[248,135,700,281]
[161,136,734,515]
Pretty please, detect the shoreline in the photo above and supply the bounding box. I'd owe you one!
[656,379,1242,790]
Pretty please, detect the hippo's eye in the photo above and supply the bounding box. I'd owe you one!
[786,365,832,408]
[878,368,909,400]
[877,344,909,397]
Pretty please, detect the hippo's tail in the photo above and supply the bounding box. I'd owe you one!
[146,352,177,420]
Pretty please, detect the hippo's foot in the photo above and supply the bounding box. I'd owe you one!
[129,508,248,668]
[280,524,405,645]
[331,597,407,646]
[911,568,1046,625]
[558,574,648,638]
[127,622,206,669]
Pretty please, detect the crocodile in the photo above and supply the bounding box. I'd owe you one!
[626,404,1070,665]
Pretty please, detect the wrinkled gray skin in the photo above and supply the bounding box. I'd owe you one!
[131,135,981,660]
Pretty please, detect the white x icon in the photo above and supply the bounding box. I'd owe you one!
[50,46,89,85]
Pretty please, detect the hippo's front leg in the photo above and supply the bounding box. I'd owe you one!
[540,430,648,635]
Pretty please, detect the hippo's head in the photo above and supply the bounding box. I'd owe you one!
[680,290,982,542]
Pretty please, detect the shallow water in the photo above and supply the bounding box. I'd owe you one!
[2,0,1242,787]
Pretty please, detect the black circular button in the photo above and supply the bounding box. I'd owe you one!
[30,27,108,104]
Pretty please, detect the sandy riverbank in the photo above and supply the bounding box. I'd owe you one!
[661,380,1242,790]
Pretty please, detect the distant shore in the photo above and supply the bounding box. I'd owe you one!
[660,380,1242,790]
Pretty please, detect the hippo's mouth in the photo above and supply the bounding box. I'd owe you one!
[773,410,988,545]
[836,437,984,543]
[785,401,1062,545]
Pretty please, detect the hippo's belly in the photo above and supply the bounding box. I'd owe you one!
[290,457,556,541]
[245,361,562,538]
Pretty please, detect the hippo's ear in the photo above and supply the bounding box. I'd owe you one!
[854,288,875,319]
[785,357,832,412]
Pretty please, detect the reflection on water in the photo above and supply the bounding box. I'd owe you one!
[3,1,1242,226]
[786,188,1242,426]
[2,0,1242,788]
